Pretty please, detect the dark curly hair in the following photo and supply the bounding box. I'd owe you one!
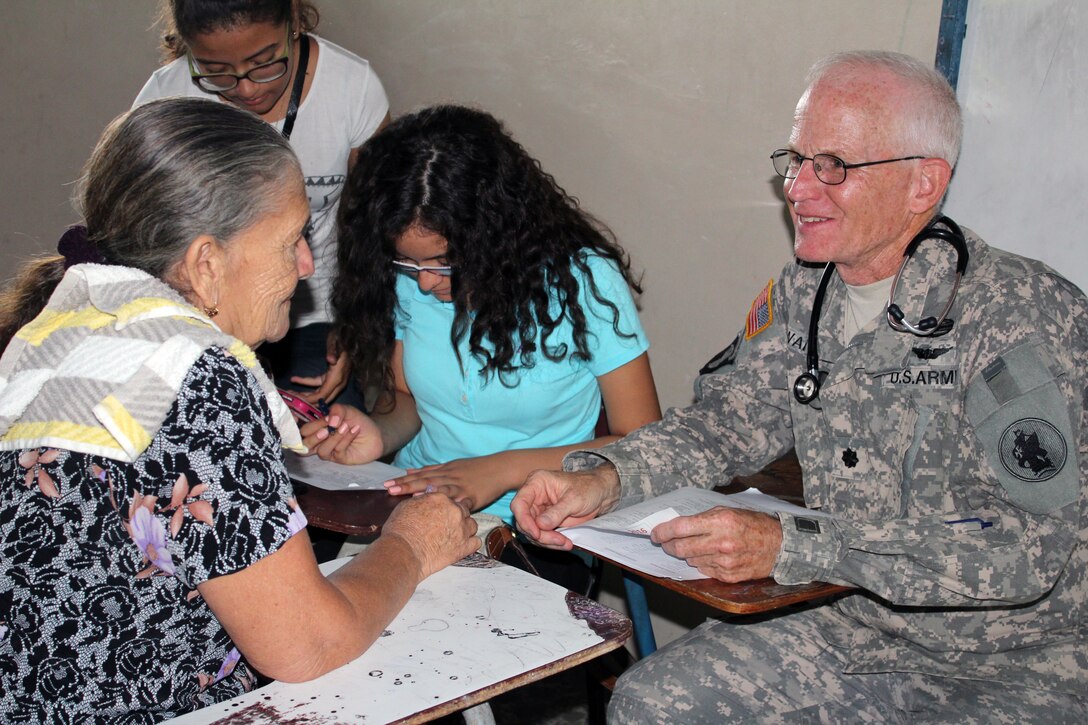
[157,0,320,61]
[334,105,643,400]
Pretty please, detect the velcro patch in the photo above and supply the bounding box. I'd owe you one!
[745,280,774,339]
[699,334,740,375]
[965,341,1079,515]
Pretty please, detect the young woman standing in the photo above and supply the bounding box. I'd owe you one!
[135,0,390,409]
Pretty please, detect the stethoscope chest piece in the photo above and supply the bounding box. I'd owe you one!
[792,261,836,405]
[793,371,821,404]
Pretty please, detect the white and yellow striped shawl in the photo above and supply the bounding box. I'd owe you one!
[0,264,304,462]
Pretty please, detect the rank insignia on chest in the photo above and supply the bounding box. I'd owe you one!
[745,280,774,340]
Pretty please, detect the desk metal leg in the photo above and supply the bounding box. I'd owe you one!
[622,572,657,658]
[462,702,496,725]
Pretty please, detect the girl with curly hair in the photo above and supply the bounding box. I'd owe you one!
[304,105,660,571]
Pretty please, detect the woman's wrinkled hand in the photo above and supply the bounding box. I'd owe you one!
[382,493,480,580]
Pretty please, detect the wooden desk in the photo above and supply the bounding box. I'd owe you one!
[166,554,631,724]
[593,552,851,615]
[292,482,403,536]
[296,451,853,617]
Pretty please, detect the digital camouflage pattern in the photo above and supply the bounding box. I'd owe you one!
[568,228,1088,720]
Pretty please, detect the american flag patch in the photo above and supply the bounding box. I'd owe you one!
[745,280,774,339]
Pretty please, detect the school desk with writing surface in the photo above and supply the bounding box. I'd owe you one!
[292,482,400,536]
[164,553,631,724]
[585,450,852,618]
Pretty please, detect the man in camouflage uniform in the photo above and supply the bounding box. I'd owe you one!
[512,50,1087,723]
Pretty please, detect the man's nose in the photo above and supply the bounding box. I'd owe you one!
[786,158,821,202]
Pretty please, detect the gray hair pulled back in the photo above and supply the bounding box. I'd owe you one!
[79,97,301,278]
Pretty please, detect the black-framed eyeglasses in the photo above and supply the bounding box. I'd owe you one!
[770,149,924,186]
[392,260,454,277]
[187,25,292,93]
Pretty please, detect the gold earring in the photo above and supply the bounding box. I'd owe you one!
[204,305,219,318]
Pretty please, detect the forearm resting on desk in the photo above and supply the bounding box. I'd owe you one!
[198,495,478,683]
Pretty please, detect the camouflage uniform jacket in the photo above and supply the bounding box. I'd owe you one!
[567,228,1087,695]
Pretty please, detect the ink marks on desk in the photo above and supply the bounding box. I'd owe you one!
[408,618,451,633]
[166,558,609,724]
[204,699,347,723]
[491,626,542,639]
[454,551,503,569]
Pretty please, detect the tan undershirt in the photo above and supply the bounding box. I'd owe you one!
[842,276,894,344]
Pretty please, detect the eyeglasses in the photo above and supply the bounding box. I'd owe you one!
[392,260,454,277]
[770,149,924,186]
[187,26,291,93]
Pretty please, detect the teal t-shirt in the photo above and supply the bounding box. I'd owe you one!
[393,253,650,523]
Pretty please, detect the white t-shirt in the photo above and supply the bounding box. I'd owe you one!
[134,35,389,327]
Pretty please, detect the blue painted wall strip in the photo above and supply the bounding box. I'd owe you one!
[936,0,969,90]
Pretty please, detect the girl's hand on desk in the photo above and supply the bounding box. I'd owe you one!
[300,404,383,464]
[384,455,512,511]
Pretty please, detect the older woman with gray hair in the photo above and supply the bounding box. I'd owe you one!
[0,98,478,723]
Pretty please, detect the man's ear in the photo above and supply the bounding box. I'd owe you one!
[910,157,953,215]
[174,234,224,311]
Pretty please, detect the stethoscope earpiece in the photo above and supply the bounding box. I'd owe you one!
[886,216,968,337]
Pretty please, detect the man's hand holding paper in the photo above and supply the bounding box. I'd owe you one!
[651,506,782,583]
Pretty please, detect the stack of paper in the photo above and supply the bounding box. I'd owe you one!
[559,487,833,580]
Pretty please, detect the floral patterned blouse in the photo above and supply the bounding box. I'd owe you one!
[0,348,307,723]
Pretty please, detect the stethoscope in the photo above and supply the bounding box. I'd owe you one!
[792,215,969,405]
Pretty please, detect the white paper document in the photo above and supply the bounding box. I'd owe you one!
[284,451,406,491]
[559,486,833,581]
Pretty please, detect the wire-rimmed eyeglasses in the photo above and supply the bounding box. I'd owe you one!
[187,25,292,93]
[392,260,454,277]
[770,149,924,186]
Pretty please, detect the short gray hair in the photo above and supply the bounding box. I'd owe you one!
[806,50,962,168]
[78,97,301,279]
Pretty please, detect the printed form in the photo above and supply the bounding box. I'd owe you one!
[559,486,834,580]
[284,452,406,491]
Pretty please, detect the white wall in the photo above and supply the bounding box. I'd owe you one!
[944,0,1088,292]
[1,0,941,645]
[0,1,160,277]
[2,0,941,412]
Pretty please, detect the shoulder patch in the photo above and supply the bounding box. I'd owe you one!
[700,334,740,375]
[999,418,1067,482]
[965,341,1079,514]
[745,280,774,340]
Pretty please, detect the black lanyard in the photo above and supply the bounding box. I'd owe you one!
[281,34,309,140]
